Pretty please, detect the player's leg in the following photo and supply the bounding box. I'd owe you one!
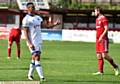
[28,44,45,81]
[34,52,45,82]
[16,42,20,59]
[102,53,119,76]
[33,44,45,81]
[102,53,118,68]
[28,55,35,80]
[93,53,104,75]
[97,53,104,73]
[15,36,21,59]
[8,35,13,59]
[27,43,36,80]
[93,39,104,75]
[28,52,45,81]
[102,39,119,76]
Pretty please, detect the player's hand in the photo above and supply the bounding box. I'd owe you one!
[98,36,102,43]
[54,19,61,25]
[29,43,35,50]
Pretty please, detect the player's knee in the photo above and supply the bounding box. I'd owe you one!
[32,56,35,60]
[97,53,102,59]
[8,43,12,48]
[32,55,40,61]
[35,56,40,61]
[102,53,108,59]
[32,51,41,56]
[16,42,20,46]
[104,55,112,61]
[32,51,41,61]
[98,57,103,60]
[16,44,20,49]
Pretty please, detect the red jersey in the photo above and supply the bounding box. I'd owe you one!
[96,15,109,53]
[96,15,108,39]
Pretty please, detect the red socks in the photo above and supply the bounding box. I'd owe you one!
[98,58,104,73]
[8,48,20,58]
[8,48,11,57]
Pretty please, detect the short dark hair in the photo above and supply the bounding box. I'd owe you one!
[26,2,34,7]
[95,6,103,14]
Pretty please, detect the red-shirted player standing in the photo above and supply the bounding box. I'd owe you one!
[8,27,21,59]
[93,7,119,76]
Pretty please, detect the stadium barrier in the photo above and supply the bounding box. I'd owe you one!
[62,29,120,43]
[62,29,96,42]
[0,28,120,43]
[41,29,62,41]
[0,27,9,39]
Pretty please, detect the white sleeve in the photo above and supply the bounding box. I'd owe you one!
[22,16,29,28]
[39,16,43,23]
[40,17,43,22]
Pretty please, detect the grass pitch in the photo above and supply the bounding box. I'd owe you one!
[0,39,120,84]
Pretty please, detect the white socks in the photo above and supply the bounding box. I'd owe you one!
[28,60,35,77]
[35,61,44,79]
[28,60,44,79]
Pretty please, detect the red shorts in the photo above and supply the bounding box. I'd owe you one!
[9,29,21,44]
[96,38,109,53]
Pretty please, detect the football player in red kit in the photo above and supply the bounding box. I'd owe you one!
[93,7,119,76]
[8,27,21,59]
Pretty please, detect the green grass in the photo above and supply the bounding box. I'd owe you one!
[0,39,120,84]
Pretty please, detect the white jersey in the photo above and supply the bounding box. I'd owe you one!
[22,14,43,46]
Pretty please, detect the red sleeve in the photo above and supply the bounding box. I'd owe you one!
[102,17,108,27]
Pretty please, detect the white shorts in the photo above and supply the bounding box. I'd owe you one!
[27,43,42,55]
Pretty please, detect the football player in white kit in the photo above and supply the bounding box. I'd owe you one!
[22,2,60,82]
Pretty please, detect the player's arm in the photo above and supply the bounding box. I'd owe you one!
[41,19,60,28]
[22,27,34,50]
[99,19,108,42]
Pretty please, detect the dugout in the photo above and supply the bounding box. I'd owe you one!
[1,7,120,30]
[0,8,21,39]
[0,8,20,28]
[41,8,120,31]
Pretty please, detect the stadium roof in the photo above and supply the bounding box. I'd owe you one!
[41,8,120,16]
[0,8,20,14]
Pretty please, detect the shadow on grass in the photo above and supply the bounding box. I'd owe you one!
[0,67,28,70]
[47,79,120,83]
[42,57,56,60]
